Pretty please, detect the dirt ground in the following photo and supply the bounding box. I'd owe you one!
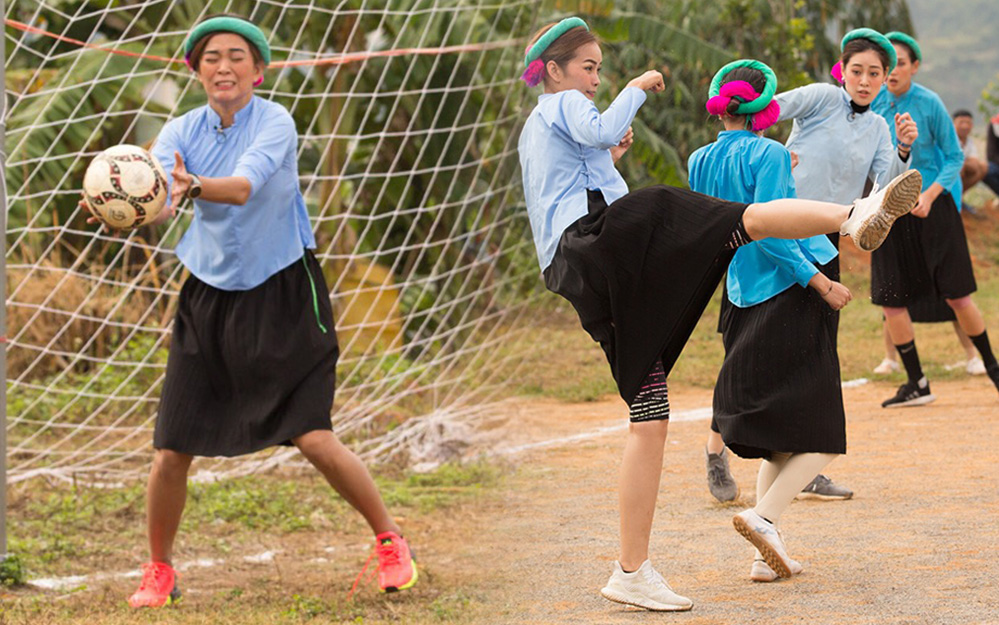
[477,378,999,625]
[5,378,998,624]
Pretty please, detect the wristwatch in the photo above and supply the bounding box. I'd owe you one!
[187,174,203,199]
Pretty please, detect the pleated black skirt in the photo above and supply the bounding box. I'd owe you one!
[711,258,846,460]
[871,193,977,307]
[542,185,747,406]
[154,250,339,457]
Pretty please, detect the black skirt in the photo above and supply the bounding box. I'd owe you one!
[543,185,747,406]
[711,259,846,460]
[155,250,339,457]
[871,193,977,307]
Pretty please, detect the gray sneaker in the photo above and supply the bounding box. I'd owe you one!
[796,474,853,501]
[706,447,739,502]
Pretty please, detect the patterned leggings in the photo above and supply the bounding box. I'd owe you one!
[628,217,753,423]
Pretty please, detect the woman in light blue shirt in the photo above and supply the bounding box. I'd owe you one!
[517,17,921,612]
[870,32,999,406]
[688,60,850,584]
[90,14,417,608]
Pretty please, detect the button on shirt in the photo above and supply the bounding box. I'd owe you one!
[518,87,647,270]
[872,83,965,204]
[151,96,316,291]
[777,84,908,205]
[688,130,837,307]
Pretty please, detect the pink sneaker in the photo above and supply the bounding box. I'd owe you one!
[128,561,181,608]
[375,531,418,592]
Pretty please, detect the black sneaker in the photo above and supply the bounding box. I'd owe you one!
[881,377,935,408]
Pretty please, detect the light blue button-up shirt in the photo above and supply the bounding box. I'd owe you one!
[777,84,909,205]
[688,130,837,308]
[152,96,315,291]
[872,82,965,205]
[518,87,647,269]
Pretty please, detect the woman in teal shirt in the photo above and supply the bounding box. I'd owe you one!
[871,32,999,406]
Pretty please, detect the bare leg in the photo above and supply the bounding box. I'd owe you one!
[884,307,916,345]
[743,199,850,241]
[619,419,669,571]
[947,296,987,337]
[883,322,899,362]
[755,453,838,524]
[952,320,977,360]
[706,429,725,455]
[293,429,400,536]
[147,449,193,565]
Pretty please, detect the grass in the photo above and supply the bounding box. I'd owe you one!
[0,461,502,624]
[511,196,999,397]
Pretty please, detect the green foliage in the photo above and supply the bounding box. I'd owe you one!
[0,554,28,587]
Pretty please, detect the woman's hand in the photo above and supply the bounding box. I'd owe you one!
[626,70,665,94]
[168,151,191,215]
[611,127,634,163]
[894,112,918,155]
[790,151,799,170]
[911,188,938,218]
[810,274,852,310]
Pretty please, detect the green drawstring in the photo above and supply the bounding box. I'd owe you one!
[302,255,329,334]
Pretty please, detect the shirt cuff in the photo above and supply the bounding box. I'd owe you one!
[793,261,819,287]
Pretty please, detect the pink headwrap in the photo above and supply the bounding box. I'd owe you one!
[521,56,546,87]
[830,61,845,84]
[705,80,781,132]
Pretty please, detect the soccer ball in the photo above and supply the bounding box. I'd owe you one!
[83,145,169,230]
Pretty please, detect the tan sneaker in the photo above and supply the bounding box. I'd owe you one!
[841,169,922,251]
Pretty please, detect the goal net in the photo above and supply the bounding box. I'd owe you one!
[4,0,543,484]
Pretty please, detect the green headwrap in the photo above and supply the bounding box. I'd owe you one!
[841,28,897,74]
[885,31,922,63]
[185,16,271,67]
[708,59,778,115]
[524,17,589,67]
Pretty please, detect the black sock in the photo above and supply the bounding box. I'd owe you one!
[895,340,924,383]
[968,330,999,369]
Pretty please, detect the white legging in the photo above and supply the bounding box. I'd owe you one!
[755,452,839,524]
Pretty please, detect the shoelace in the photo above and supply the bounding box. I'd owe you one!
[347,540,401,599]
[708,465,729,487]
[348,548,378,600]
[642,567,672,592]
[137,562,171,593]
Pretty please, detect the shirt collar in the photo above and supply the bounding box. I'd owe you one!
[204,96,256,132]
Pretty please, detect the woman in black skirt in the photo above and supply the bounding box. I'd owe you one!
[871,32,999,405]
[84,15,417,607]
[688,59,852,582]
[518,18,921,611]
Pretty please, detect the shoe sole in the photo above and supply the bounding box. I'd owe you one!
[732,516,793,579]
[882,393,936,408]
[795,491,853,501]
[854,169,923,251]
[599,588,693,612]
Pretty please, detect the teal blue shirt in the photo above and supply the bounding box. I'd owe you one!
[872,82,965,204]
[152,96,316,291]
[688,130,837,308]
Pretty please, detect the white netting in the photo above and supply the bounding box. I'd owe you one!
[4,0,544,484]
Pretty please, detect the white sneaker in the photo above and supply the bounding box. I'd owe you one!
[733,509,795,579]
[750,550,803,582]
[967,357,987,376]
[600,560,693,612]
[873,358,901,375]
[840,169,922,251]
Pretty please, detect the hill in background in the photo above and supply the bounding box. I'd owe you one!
[907,0,999,116]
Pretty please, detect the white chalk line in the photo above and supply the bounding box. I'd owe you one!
[493,378,869,456]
